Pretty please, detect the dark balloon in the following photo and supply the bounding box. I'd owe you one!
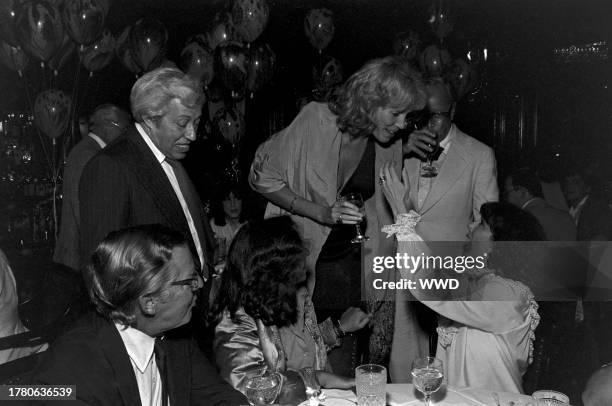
[419,44,451,77]
[206,12,237,50]
[231,0,269,43]
[393,30,421,61]
[62,0,108,46]
[304,8,334,51]
[48,33,75,73]
[313,55,343,90]
[82,28,114,72]
[0,0,22,47]
[18,1,64,62]
[427,0,454,42]
[445,58,474,100]
[180,39,214,87]
[129,17,168,73]
[0,40,29,75]
[246,42,275,94]
[34,89,72,140]
[214,41,247,98]
[212,104,245,146]
[115,25,140,75]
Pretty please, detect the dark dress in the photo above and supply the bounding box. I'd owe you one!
[312,138,375,376]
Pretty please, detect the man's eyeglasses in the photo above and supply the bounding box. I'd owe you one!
[170,273,202,290]
[405,109,451,130]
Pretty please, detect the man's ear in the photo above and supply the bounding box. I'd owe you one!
[141,117,157,133]
[138,295,158,316]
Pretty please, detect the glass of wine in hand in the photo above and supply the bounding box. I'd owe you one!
[411,356,444,406]
[243,370,282,406]
[341,192,369,244]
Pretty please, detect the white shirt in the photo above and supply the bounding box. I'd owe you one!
[569,195,589,225]
[88,132,106,149]
[115,324,165,406]
[136,123,205,272]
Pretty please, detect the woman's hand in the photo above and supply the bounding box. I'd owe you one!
[379,162,411,218]
[339,307,370,333]
[319,200,363,226]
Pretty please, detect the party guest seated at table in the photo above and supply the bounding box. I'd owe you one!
[32,224,246,406]
[210,217,370,404]
[379,163,542,394]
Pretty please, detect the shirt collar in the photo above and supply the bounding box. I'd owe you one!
[438,124,455,153]
[115,323,155,374]
[136,122,166,164]
[88,132,106,149]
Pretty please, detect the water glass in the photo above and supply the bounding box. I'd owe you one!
[411,356,444,406]
[243,370,282,406]
[355,364,387,406]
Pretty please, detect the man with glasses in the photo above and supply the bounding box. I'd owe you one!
[54,103,131,272]
[33,224,246,405]
[79,68,215,284]
[390,77,498,382]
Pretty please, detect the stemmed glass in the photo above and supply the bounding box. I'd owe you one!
[340,192,369,244]
[411,356,444,406]
[243,370,282,405]
[420,135,440,178]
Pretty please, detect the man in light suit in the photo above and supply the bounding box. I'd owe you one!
[53,104,130,272]
[390,77,498,382]
[79,68,215,279]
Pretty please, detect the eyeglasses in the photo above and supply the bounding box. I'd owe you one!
[170,273,202,290]
[405,109,451,130]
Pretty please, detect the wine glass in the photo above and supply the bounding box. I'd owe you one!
[411,356,444,406]
[420,136,440,178]
[243,370,282,405]
[341,192,369,244]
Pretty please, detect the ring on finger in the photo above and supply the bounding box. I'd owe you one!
[378,175,387,185]
[336,215,343,224]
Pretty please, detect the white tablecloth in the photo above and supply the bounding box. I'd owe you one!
[315,384,537,405]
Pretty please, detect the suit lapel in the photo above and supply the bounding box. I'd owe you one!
[121,128,188,234]
[97,316,142,406]
[420,129,468,214]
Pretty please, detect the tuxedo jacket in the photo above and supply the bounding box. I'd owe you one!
[79,125,215,273]
[54,135,103,271]
[404,125,499,244]
[31,313,246,405]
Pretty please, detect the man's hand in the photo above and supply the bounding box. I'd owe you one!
[403,129,437,159]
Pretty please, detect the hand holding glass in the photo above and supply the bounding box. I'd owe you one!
[244,370,282,405]
[340,193,369,243]
[411,356,444,405]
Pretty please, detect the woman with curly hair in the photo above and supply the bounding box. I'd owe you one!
[210,217,370,404]
[249,56,427,372]
[379,163,543,393]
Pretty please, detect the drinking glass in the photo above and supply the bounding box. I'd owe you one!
[355,364,386,406]
[411,356,444,406]
[214,237,227,265]
[340,192,369,243]
[243,370,282,406]
[420,136,440,178]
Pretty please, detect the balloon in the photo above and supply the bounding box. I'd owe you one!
[180,39,214,86]
[0,0,21,47]
[18,1,64,62]
[157,59,178,69]
[82,28,114,72]
[33,89,72,139]
[129,18,168,73]
[62,0,108,46]
[313,56,343,90]
[393,30,421,61]
[246,42,275,94]
[427,1,454,42]
[465,41,487,66]
[206,12,237,50]
[115,25,140,74]
[48,33,76,73]
[231,0,269,43]
[419,44,451,77]
[304,8,334,51]
[214,41,247,98]
[445,59,475,100]
[0,41,29,75]
[212,104,245,146]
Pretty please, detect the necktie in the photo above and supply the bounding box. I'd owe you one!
[154,339,169,406]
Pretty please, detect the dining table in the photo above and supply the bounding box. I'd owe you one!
[305,384,540,406]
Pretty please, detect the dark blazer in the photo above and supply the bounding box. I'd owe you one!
[576,196,612,241]
[524,197,576,242]
[31,313,246,405]
[54,135,103,271]
[79,125,215,273]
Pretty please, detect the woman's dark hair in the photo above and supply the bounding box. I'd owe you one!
[85,224,187,327]
[211,183,247,226]
[480,202,546,286]
[243,242,308,327]
[328,55,426,137]
[208,216,304,324]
